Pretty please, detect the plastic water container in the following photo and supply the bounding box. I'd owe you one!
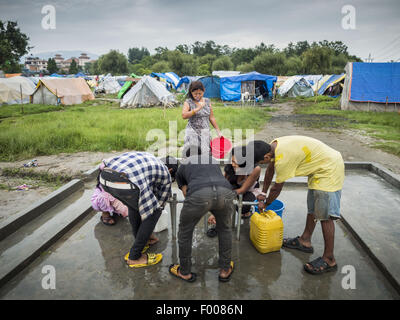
[250,210,284,254]
[252,199,285,218]
[210,136,232,159]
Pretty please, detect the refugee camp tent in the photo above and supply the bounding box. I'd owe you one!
[312,75,331,92]
[341,62,400,112]
[278,76,314,97]
[220,71,277,101]
[317,74,345,96]
[0,76,36,105]
[212,71,240,78]
[117,73,141,99]
[199,76,221,99]
[301,75,323,86]
[96,74,122,94]
[120,75,176,108]
[176,76,201,92]
[31,78,95,105]
[150,72,180,90]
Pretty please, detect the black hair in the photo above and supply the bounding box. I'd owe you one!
[231,146,247,168]
[246,140,271,165]
[184,145,202,158]
[187,80,205,100]
[160,156,179,181]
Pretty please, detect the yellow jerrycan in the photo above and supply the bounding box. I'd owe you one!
[250,209,283,254]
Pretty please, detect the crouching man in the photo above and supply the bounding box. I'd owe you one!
[99,152,178,268]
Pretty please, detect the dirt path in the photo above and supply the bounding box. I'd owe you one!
[254,102,400,174]
[1,102,399,220]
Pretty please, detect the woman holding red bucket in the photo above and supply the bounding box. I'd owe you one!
[182,81,223,157]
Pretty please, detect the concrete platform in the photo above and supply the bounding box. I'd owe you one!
[0,177,399,300]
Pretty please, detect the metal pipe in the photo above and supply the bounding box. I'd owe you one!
[236,194,243,241]
[169,193,178,240]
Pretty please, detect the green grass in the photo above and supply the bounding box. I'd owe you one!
[0,101,272,161]
[0,104,65,119]
[294,97,400,156]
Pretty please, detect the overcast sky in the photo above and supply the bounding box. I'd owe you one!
[1,0,399,61]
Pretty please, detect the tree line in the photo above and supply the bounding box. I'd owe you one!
[86,40,362,76]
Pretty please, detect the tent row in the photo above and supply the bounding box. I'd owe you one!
[0,76,95,105]
[277,74,346,98]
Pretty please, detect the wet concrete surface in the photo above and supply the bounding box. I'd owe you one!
[1,169,399,300]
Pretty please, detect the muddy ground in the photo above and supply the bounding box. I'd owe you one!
[1,101,399,220]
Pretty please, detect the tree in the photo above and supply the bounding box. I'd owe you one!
[175,44,191,54]
[230,48,257,67]
[302,46,333,74]
[198,64,211,76]
[47,58,58,74]
[212,56,233,71]
[236,62,254,73]
[252,52,287,75]
[199,54,217,74]
[97,50,129,75]
[0,20,32,72]
[128,47,150,64]
[68,59,79,74]
[152,61,170,73]
[285,56,304,75]
[167,50,197,76]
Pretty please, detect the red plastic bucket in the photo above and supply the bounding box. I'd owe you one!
[210,136,232,159]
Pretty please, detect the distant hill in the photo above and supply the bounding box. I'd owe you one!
[23,50,100,61]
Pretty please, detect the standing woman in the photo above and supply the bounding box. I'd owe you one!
[182,81,221,156]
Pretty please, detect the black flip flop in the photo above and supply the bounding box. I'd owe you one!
[169,264,197,283]
[304,257,338,275]
[282,236,314,253]
[207,227,218,238]
[219,261,234,282]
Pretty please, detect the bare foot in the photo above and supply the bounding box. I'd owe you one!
[127,253,147,266]
[219,266,233,279]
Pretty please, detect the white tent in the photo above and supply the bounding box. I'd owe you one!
[0,76,36,105]
[120,76,176,108]
[212,70,240,77]
[96,74,121,94]
[278,76,314,97]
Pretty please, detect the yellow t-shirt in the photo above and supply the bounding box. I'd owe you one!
[272,136,344,192]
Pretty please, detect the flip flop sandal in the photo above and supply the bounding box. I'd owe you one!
[206,227,218,238]
[125,253,163,268]
[282,236,314,253]
[304,257,338,275]
[169,264,197,283]
[219,261,234,282]
[123,245,149,261]
[100,216,116,226]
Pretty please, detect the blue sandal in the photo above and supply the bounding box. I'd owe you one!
[304,257,337,275]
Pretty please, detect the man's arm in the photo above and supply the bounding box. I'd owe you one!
[181,185,187,197]
[262,161,275,193]
[235,166,261,195]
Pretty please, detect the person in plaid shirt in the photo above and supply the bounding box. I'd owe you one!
[99,152,178,268]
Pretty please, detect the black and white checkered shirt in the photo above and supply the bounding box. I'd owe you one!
[104,152,172,220]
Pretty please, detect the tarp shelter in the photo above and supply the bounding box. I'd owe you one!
[176,76,201,92]
[278,76,314,98]
[31,78,95,105]
[0,76,36,105]
[96,74,121,94]
[341,62,400,112]
[317,74,345,96]
[212,71,240,78]
[300,75,323,86]
[118,73,141,99]
[5,73,22,78]
[120,75,176,108]
[220,71,277,101]
[199,76,221,99]
[150,72,180,90]
[312,75,331,92]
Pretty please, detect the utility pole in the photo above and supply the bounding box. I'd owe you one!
[365,53,374,62]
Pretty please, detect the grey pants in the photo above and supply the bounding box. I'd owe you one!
[178,186,236,275]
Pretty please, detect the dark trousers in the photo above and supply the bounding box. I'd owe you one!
[178,186,236,275]
[100,170,161,260]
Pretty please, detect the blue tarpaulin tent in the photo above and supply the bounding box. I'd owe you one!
[220,72,277,101]
[318,74,345,96]
[199,76,221,99]
[150,72,180,89]
[349,62,400,103]
[176,76,201,91]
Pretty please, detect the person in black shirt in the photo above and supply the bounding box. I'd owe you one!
[169,147,236,283]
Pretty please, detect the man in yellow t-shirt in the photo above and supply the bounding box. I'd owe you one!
[248,137,345,275]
